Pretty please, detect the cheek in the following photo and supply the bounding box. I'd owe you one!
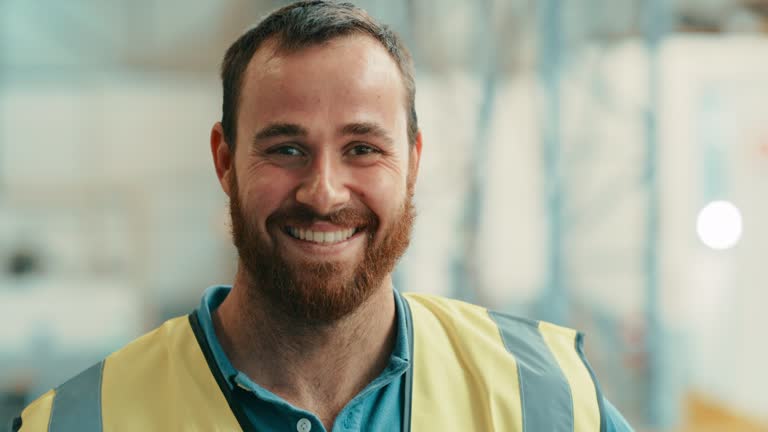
[238,169,296,223]
[352,168,408,221]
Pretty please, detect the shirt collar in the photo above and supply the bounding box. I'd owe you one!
[194,285,411,395]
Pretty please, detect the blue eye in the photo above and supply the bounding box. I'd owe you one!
[348,144,379,156]
[270,146,304,157]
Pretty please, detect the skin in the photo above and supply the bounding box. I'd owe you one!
[209,35,422,429]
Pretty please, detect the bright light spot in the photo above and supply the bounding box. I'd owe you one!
[696,201,743,250]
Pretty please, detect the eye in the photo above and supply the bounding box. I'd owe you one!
[267,145,304,157]
[347,144,380,156]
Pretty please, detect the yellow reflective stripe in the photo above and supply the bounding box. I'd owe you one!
[405,293,524,432]
[19,389,55,431]
[538,321,601,432]
[490,311,574,431]
[101,317,241,430]
[49,361,104,432]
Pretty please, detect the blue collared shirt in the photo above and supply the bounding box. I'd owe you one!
[194,286,632,431]
[195,285,411,432]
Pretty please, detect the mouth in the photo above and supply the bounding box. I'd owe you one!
[284,226,362,245]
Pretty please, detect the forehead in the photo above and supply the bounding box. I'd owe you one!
[237,35,407,136]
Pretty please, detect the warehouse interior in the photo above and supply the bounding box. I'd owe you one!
[1,0,767,430]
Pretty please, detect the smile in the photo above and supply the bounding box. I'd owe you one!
[286,226,359,244]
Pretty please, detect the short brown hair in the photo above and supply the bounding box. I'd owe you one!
[220,0,418,149]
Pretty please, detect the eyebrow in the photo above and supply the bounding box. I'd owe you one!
[252,121,394,145]
[340,122,394,145]
[253,123,308,141]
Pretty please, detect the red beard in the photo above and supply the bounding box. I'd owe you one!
[229,170,415,325]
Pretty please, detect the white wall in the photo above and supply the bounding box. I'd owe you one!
[660,36,768,419]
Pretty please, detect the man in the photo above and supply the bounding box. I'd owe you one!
[13,1,633,431]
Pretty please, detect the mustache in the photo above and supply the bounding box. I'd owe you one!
[266,204,378,229]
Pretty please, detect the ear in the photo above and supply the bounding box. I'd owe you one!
[210,122,234,197]
[408,130,423,181]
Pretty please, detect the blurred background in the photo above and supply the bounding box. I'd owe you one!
[1,0,766,430]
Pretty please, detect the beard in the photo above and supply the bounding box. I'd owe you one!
[229,170,415,325]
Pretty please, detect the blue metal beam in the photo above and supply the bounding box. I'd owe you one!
[0,0,5,200]
[642,0,670,426]
[451,0,497,304]
[536,0,567,325]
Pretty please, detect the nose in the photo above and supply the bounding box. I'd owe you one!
[295,152,350,215]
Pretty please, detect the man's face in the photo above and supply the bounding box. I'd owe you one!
[223,35,421,324]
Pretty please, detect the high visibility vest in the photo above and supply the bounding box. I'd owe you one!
[15,293,606,431]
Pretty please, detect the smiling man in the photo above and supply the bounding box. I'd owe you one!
[218,33,417,330]
[13,2,632,431]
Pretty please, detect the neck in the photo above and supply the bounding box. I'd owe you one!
[213,265,397,427]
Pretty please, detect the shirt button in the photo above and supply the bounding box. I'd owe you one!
[297,418,312,432]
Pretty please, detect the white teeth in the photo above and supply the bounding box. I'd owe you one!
[287,227,357,244]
